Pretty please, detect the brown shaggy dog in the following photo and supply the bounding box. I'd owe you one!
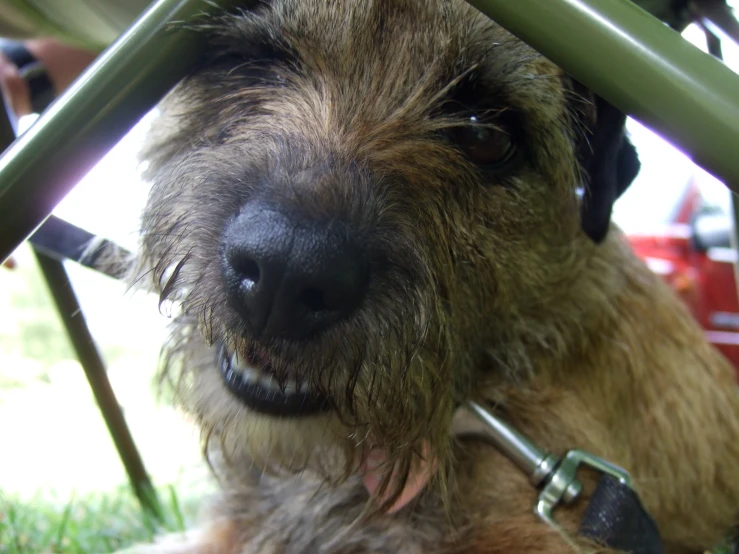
[132,1,739,552]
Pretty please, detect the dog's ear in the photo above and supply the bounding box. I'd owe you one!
[570,83,641,243]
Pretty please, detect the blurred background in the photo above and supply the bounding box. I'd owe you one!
[1,9,738,554]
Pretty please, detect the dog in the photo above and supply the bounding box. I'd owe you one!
[131,0,739,552]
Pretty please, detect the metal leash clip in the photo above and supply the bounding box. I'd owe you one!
[464,401,632,543]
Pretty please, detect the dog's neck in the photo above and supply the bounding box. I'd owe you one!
[360,404,500,513]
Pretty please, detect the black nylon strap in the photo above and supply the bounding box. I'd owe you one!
[578,475,665,554]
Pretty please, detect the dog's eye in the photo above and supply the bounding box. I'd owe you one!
[449,117,518,169]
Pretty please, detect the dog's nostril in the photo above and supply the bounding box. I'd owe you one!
[233,257,261,286]
[297,287,338,313]
[298,288,325,312]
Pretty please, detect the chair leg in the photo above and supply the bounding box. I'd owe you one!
[33,247,163,522]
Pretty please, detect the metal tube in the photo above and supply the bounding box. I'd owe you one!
[34,250,163,521]
[464,0,739,192]
[702,27,739,304]
[0,0,240,264]
[695,0,739,47]
[465,401,546,475]
[29,215,132,279]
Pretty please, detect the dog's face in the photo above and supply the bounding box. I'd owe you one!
[138,0,637,507]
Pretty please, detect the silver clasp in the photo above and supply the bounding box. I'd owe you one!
[464,401,632,544]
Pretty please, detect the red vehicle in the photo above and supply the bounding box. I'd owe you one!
[620,171,739,372]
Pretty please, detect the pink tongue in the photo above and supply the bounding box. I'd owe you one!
[359,441,435,514]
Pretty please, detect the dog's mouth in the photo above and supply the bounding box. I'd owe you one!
[219,345,331,417]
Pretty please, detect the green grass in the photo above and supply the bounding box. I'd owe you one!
[3,487,735,554]
[0,485,200,554]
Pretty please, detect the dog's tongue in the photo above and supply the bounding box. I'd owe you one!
[359,441,435,514]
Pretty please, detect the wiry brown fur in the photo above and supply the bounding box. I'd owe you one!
[131,0,739,552]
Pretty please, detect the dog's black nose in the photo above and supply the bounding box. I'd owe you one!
[221,203,369,340]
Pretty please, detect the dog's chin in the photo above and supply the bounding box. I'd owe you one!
[218,345,332,418]
[188,351,351,475]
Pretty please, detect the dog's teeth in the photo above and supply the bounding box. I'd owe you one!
[229,354,245,371]
[229,355,259,381]
[262,375,273,390]
[240,367,260,383]
[261,375,281,392]
[225,352,309,396]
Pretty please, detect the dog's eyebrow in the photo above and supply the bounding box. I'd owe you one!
[196,18,300,72]
[438,70,508,118]
[212,38,297,68]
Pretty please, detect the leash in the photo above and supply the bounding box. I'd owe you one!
[464,401,666,553]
